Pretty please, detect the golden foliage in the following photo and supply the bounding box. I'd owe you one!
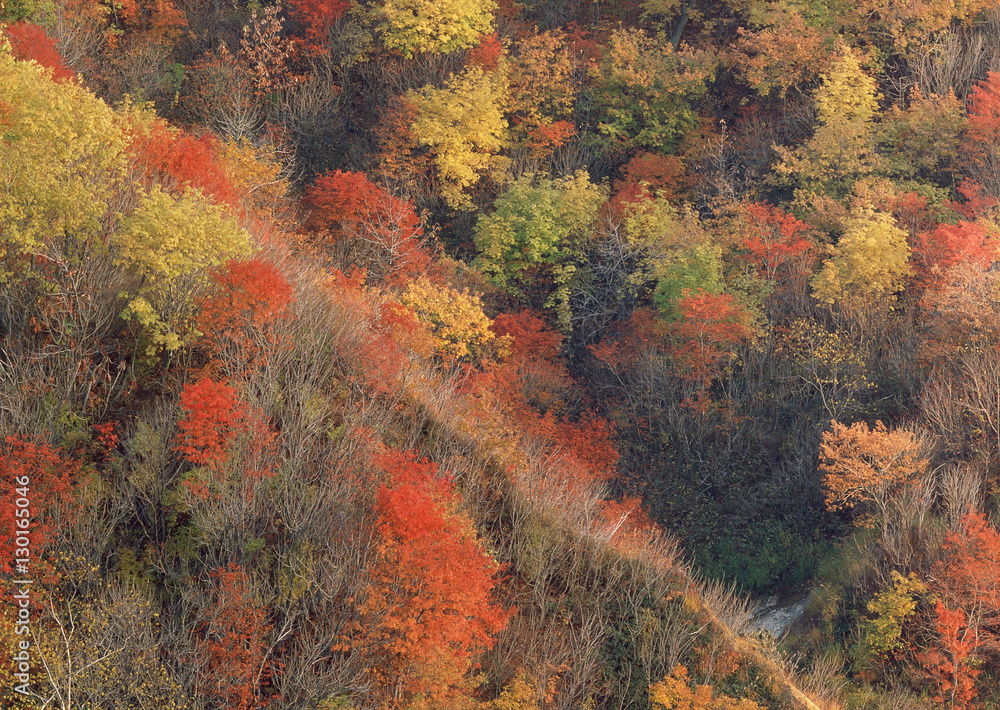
[399,276,506,362]
[407,65,508,209]
[811,206,911,305]
[649,665,763,710]
[115,187,252,353]
[819,420,928,524]
[375,0,496,57]
[0,39,127,264]
[775,45,881,199]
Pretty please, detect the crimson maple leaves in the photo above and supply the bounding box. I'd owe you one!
[352,449,512,707]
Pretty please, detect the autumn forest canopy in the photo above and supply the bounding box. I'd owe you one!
[5,0,1000,708]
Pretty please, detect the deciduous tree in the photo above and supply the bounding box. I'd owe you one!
[587,29,715,158]
[775,46,881,200]
[302,170,428,279]
[818,420,928,527]
[0,41,126,264]
[811,207,911,305]
[356,448,511,707]
[407,65,508,209]
[374,0,496,57]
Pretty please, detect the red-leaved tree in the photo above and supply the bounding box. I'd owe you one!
[916,509,1000,709]
[285,0,351,52]
[3,22,75,81]
[194,563,275,710]
[302,170,429,280]
[174,378,248,472]
[910,221,999,292]
[357,449,512,707]
[916,601,980,710]
[197,257,295,372]
[963,72,1000,200]
[0,437,79,575]
[669,291,753,408]
[128,118,237,208]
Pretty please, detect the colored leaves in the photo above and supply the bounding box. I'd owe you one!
[864,571,926,655]
[911,220,999,292]
[398,276,500,362]
[2,22,75,81]
[649,665,763,710]
[174,378,247,471]
[811,207,911,305]
[128,117,237,208]
[375,0,496,58]
[197,257,295,370]
[474,171,604,292]
[287,0,351,49]
[194,563,274,710]
[669,291,752,393]
[818,420,927,523]
[0,42,126,258]
[588,29,715,157]
[116,187,251,285]
[407,65,507,209]
[359,448,511,705]
[302,169,427,279]
[916,602,979,710]
[775,46,880,198]
[0,437,79,574]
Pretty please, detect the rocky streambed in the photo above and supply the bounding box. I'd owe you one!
[751,592,811,638]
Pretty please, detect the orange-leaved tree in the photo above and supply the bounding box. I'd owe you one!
[194,563,276,710]
[668,290,753,409]
[127,116,237,208]
[302,169,428,280]
[915,601,980,710]
[174,378,248,472]
[818,420,928,527]
[2,22,75,81]
[196,257,295,373]
[963,71,1000,200]
[915,509,1000,708]
[910,221,999,293]
[931,509,1000,654]
[357,448,512,708]
[649,664,763,709]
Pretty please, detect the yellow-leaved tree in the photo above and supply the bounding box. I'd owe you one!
[115,187,252,354]
[407,65,508,210]
[0,39,127,272]
[775,45,882,200]
[811,206,911,305]
[649,665,763,709]
[374,0,496,57]
[398,276,506,362]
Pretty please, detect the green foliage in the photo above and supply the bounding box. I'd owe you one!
[878,88,966,183]
[653,244,723,319]
[0,39,127,268]
[474,171,605,291]
[864,571,926,655]
[811,207,911,305]
[374,0,496,57]
[588,29,716,157]
[407,64,508,209]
